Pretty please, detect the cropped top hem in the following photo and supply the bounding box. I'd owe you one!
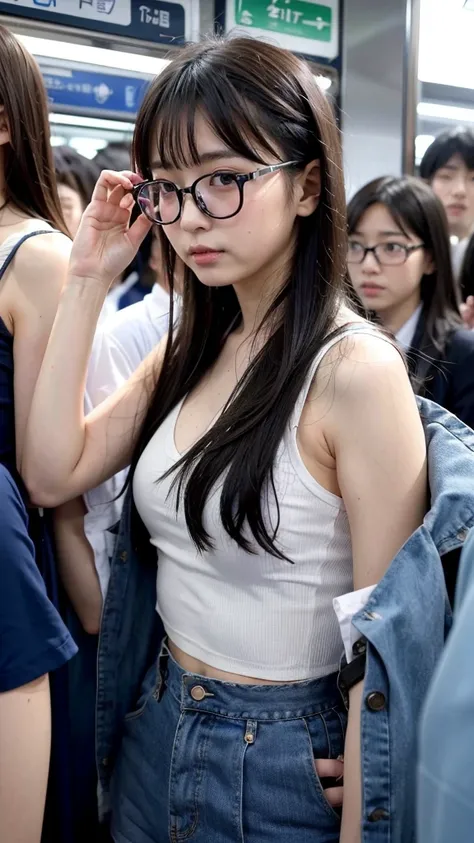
[159,611,340,682]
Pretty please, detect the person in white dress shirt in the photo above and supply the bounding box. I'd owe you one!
[347,175,474,428]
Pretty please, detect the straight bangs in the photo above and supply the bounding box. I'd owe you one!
[348,182,414,241]
[133,44,316,178]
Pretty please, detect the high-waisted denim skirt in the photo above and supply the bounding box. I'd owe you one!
[110,642,346,843]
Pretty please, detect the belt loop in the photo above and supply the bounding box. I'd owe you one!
[153,642,170,702]
[244,720,258,745]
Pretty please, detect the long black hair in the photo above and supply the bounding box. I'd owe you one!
[130,37,350,559]
[347,175,462,394]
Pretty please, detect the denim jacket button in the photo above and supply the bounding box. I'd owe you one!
[366,692,386,711]
[101,756,110,767]
[368,808,390,822]
[120,551,128,563]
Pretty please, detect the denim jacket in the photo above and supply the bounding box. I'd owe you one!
[96,398,474,841]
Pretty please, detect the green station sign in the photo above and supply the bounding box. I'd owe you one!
[235,1,332,43]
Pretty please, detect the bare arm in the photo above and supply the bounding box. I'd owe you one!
[0,675,51,843]
[325,336,427,842]
[53,499,102,635]
[22,170,154,506]
[10,233,71,465]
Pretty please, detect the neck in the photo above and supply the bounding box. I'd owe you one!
[379,294,421,337]
[231,247,293,339]
[451,224,472,242]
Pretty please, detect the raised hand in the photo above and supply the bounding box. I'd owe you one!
[68,170,153,289]
[460,296,474,331]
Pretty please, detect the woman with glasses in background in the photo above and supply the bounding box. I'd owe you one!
[347,175,474,429]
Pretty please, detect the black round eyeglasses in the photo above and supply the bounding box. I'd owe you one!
[132,161,298,225]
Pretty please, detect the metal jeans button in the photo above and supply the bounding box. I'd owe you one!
[190,685,207,701]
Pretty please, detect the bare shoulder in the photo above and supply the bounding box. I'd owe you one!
[309,324,406,402]
[14,231,71,283]
[10,232,71,315]
[329,331,412,409]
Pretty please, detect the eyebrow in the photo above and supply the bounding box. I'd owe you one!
[150,150,244,169]
[352,229,406,237]
[440,163,459,171]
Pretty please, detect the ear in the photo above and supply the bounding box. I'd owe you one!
[422,250,435,276]
[295,160,321,218]
[0,106,10,146]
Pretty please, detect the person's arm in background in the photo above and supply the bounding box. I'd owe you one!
[0,676,51,843]
[53,498,102,635]
[460,297,474,329]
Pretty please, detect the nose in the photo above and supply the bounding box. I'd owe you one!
[179,192,211,233]
[360,250,380,273]
[452,176,467,198]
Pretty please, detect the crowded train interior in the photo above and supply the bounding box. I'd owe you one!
[0,2,473,842]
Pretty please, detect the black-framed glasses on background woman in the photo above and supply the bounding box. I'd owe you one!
[347,242,425,266]
[132,161,298,225]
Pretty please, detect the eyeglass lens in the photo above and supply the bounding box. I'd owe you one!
[136,173,242,224]
[347,243,409,266]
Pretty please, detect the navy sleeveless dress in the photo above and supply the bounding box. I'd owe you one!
[0,232,103,843]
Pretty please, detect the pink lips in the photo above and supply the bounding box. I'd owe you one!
[447,204,467,216]
[360,284,384,297]
[189,246,223,266]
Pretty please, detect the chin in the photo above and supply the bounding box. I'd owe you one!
[192,272,235,288]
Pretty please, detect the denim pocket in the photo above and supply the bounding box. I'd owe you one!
[301,707,346,823]
[123,662,158,723]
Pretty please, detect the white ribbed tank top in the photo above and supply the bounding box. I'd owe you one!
[133,325,382,681]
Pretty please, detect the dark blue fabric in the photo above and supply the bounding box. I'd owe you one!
[0,464,77,692]
[0,317,15,474]
[409,313,474,429]
[117,279,148,310]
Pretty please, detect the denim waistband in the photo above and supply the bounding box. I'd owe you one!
[154,641,342,720]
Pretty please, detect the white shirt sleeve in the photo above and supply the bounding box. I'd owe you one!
[333,585,376,663]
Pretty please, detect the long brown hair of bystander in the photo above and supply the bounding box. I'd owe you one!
[0,25,68,234]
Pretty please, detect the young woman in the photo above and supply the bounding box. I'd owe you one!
[0,26,84,843]
[348,176,474,428]
[23,39,427,842]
